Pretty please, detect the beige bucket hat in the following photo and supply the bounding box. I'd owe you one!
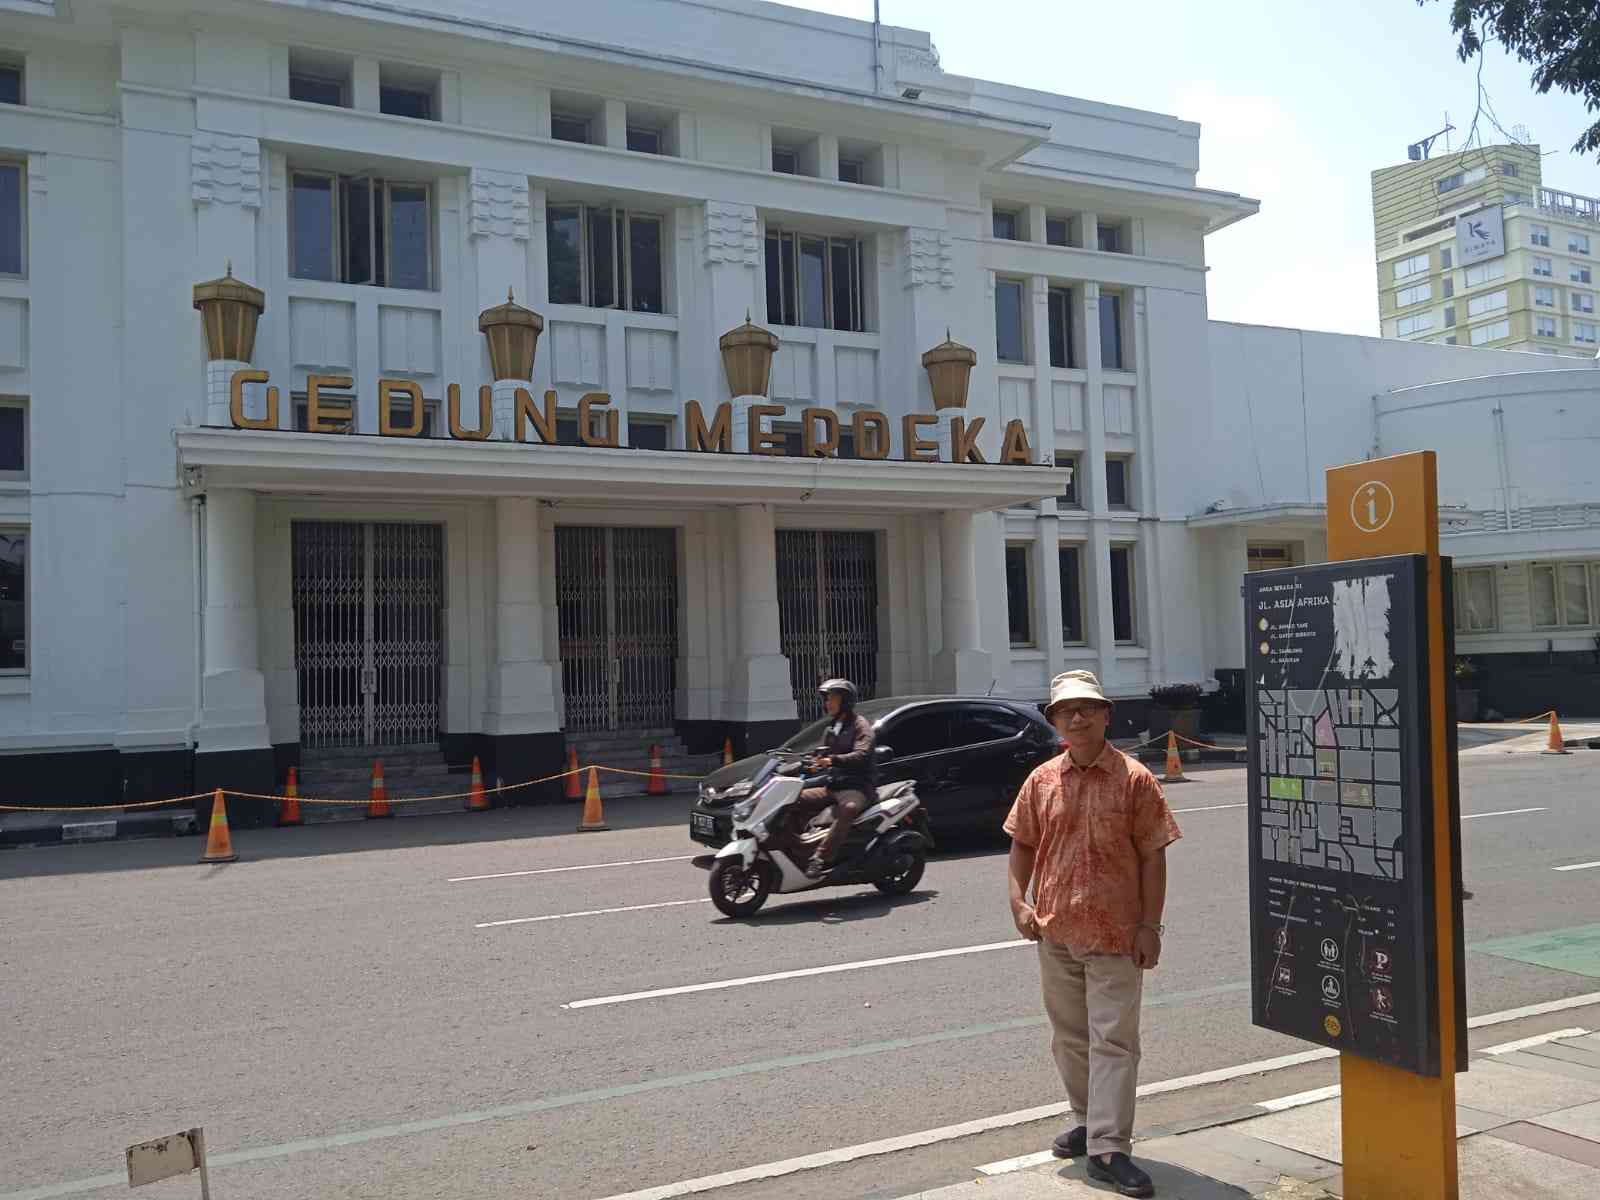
[1044,670,1111,719]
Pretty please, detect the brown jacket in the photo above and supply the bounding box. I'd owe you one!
[817,712,876,790]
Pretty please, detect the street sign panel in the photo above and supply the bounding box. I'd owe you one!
[1245,554,1444,1075]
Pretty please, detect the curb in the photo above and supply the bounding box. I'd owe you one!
[0,809,197,850]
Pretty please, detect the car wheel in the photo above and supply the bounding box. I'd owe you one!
[709,858,774,917]
[873,847,926,895]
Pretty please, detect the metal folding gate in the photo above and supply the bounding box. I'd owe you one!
[291,521,444,748]
[777,530,879,722]
[555,526,678,732]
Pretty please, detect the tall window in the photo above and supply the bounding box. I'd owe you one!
[1536,315,1557,338]
[1534,256,1553,277]
[1105,456,1132,509]
[552,113,592,144]
[1575,322,1598,345]
[627,126,664,154]
[1393,252,1429,279]
[1005,545,1033,647]
[1096,222,1123,253]
[1045,216,1070,246]
[764,229,865,331]
[0,65,19,105]
[1572,263,1593,284]
[380,85,432,120]
[772,145,799,174]
[838,158,864,184]
[994,278,1027,363]
[548,206,664,313]
[1530,224,1550,247]
[1058,545,1084,643]
[1439,246,1453,269]
[1099,292,1124,369]
[1443,306,1456,328]
[290,171,432,289]
[1570,233,1591,255]
[1535,285,1555,307]
[992,209,1020,241]
[1530,562,1596,628]
[290,71,346,106]
[1571,291,1595,314]
[0,527,24,673]
[1109,545,1136,643]
[1396,282,1431,307]
[1454,567,1497,632]
[1047,287,1075,368]
[0,398,22,480]
[628,416,673,449]
[0,160,20,277]
[1056,452,1079,507]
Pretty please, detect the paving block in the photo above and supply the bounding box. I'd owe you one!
[1228,1100,1342,1164]
[60,819,117,842]
[1533,1098,1600,1143]
[1134,1128,1332,1196]
[1458,1128,1600,1197]
[1454,1057,1600,1120]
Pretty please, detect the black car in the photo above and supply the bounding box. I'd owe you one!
[690,696,1064,848]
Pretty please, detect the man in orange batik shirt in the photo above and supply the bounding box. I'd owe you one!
[1005,670,1182,1199]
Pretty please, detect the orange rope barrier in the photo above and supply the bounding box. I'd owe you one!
[0,791,216,813]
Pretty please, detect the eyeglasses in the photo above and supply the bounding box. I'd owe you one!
[1054,703,1107,719]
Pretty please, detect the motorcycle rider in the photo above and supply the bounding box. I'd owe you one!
[800,678,876,878]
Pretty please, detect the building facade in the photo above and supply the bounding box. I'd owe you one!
[1,0,1594,814]
[1373,143,1600,357]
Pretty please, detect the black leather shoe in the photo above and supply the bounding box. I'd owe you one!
[804,856,828,879]
[1086,1152,1153,1198]
[1051,1125,1086,1158]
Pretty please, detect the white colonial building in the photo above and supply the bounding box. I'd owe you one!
[0,0,1594,814]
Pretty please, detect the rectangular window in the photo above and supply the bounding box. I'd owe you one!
[1099,292,1124,369]
[1535,285,1555,307]
[1445,335,1458,345]
[1464,259,1505,287]
[1530,224,1551,247]
[1573,264,1593,284]
[0,161,22,277]
[1570,233,1591,255]
[551,113,592,144]
[1575,321,1598,345]
[289,171,432,289]
[1109,545,1136,643]
[1534,256,1553,277]
[628,417,672,449]
[1045,217,1069,246]
[994,278,1026,363]
[1397,282,1432,307]
[1105,455,1132,509]
[0,526,23,672]
[1439,246,1453,269]
[1096,222,1122,253]
[1059,545,1084,643]
[1530,562,1596,628]
[772,145,799,174]
[1247,543,1298,571]
[627,126,663,154]
[1469,319,1510,346]
[0,65,19,105]
[1500,161,1519,178]
[1466,289,1508,318]
[1056,453,1079,506]
[992,209,1020,241]
[1454,567,1497,632]
[1443,305,1456,327]
[1572,291,1595,314]
[1397,312,1433,336]
[0,398,22,479]
[1536,315,1557,338]
[290,72,346,106]
[379,85,432,120]
[838,158,864,184]
[1047,287,1074,369]
[764,228,865,331]
[1005,545,1033,647]
[547,206,665,313]
[1442,277,1454,298]
[1393,252,1430,279]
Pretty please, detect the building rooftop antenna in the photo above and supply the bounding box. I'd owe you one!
[1407,120,1456,162]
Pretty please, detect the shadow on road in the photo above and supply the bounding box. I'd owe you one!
[713,889,939,926]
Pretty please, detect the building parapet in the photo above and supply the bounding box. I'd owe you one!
[1537,186,1600,225]
[1442,504,1600,535]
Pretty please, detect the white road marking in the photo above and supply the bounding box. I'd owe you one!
[477,898,712,928]
[1171,803,1246,814]
[1554,860,1600,873]
[1467,991,1600,1028]
[448,854,696,882]
[977,1149,1058,1175]
[1255,1083,1342,1112]
[1461,807,1547,820]
[563,939,1032,1009]
[1481,1027,1588,1055]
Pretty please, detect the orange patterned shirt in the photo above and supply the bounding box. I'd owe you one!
[1003,745,1182,956]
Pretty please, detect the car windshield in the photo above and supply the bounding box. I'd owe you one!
[779,716,834,750]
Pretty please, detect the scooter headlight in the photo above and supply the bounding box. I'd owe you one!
[731,798,756,822]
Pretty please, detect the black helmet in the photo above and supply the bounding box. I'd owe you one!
[818,678,858,707]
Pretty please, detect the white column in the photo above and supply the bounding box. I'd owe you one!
[486,497,559,735]
[197,489,270,752]
[1037,512,1066,680]
[932,509,992,693]
[725,504,797,722]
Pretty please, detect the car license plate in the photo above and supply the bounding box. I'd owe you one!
[692,813,717,836]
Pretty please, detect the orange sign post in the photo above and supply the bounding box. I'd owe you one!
[1327,450,1464,1199]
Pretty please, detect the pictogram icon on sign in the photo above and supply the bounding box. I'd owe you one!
[1350,480,1395,533]
[1320,938,1339,963]
[1322,974,1342,1001]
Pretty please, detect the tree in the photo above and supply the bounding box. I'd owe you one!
[1423,1,1600,156]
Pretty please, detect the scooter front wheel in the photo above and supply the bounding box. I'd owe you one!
[709,857,775,917]
[873,847,926,896]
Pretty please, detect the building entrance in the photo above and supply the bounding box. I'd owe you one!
[777,530,879,721]
[291,521,445,748]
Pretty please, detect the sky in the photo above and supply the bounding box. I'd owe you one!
[787,0,1600,337]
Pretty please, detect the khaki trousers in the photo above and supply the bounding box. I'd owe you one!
[1036,939,1144,1157]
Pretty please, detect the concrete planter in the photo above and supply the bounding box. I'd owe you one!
[1147,705,1202,742]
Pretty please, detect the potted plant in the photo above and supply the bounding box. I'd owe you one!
[1454,657,1480,723]
[1148,682,1205,742]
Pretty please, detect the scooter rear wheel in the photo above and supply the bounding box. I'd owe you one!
[709,858,775,917]
[873,847,926,896]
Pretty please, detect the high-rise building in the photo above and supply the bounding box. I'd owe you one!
[1373,144,1600,356]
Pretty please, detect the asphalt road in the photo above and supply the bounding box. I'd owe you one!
[2,754,1597,1200]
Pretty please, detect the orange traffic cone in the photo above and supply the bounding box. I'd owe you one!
[1543,712,1571,755]
[647,743,668,796]
[200,788,238,863]
[1162,731,1188,783]
[466,755,489,810]
[278,766,303,827]
[722,737,734,767]
[367,759,393,818]
[578,767,609,832]
[564,746,582,800]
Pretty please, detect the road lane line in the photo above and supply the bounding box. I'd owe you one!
[448,854,696,883]
[1255,1083,1342,1112]
[1553,860,1600,872]
[1461,807,1547,820]
[977,1150,1057,1175]
[1171,803,1246,814]
[478,898,711,927]
[1481,1027,1588,1055]
[1466,990,1600,1028]
[562,939,1033,1009]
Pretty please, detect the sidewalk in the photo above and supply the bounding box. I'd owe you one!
[899,1029,1600,1199]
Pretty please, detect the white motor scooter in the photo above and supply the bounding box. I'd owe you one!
[707,750,931,917]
